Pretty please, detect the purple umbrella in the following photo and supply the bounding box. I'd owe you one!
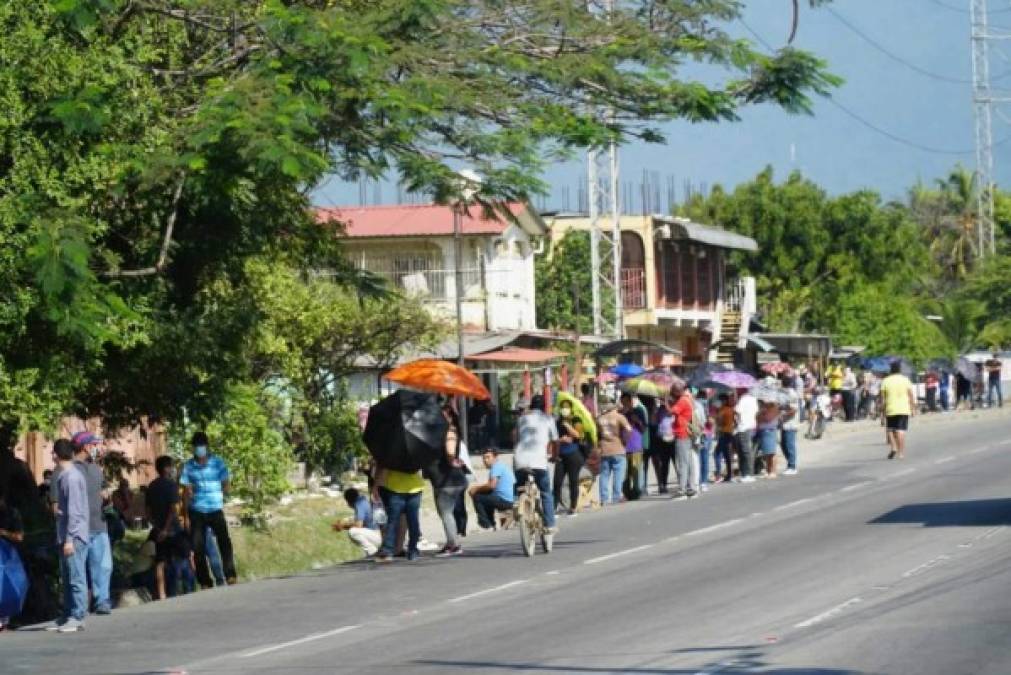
[710,370,758,389]
[640,370,686,390]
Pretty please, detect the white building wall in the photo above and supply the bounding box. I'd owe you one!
[483,224,537,331]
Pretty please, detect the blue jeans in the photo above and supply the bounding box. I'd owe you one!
[204,526,225,585]
[515,468,556,528]
[780,429,798,470]
[699,436,712,485]
[61,539,90,621]
[988,379,1003,407]
[379,488,421,556]
[87,531,113,611]
[599,455,627,505]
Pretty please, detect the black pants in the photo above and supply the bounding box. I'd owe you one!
[552,452,584,511]
[189,509,236,587]
[453,489,468,536]
[472,493,513,529]
[652,440,674,491]
[842,390,856,421]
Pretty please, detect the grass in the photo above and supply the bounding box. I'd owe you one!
[230,495,361,581]
[113,494,363,587]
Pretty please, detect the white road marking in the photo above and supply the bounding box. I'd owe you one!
[901,555,950,578]
[583,544,654,565]
[934,456,956,465]
[978,526,1005,541]
[774,497,816,512]
[684,518,745,536]
[544,570,561,576]
[448,579,528,603]
[841,481,874,492]
[794,597,862,628]
[664,535,681,543]
[240,625,360,658]
[968,445,991,454]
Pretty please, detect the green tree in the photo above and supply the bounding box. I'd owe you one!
[909,166,984,284]
[535,231,614,333]
[2,0,839,439]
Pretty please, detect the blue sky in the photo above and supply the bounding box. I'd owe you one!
[313,0,1011,211]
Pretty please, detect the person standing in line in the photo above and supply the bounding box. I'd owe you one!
[0,493,25,631]
[696,390,714,492]
[372,461,425,563]
[827,363,844,401]
[427,402,470,557]
[580,382,597,417]
[552,399,586,516]
[469,449,515,529]
[924,370,939,412]
[670,382,699,499]
[939,369,951,412]
[47,439,89,633]
[70,432,113,615]
[713,393,736,483]
[652,400,675,494]
[881,361,917,460]
[841,367,858,422]
[512,395,559,532]
[146,456,191,599]
[779,375,800,476]
[985,353,1003,408]
[179,432,238,586]
[734,388,758,484]
[756,400,780,479]
[619,393,646,501]
[596,401,631,505]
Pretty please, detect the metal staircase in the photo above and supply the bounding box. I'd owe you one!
[716,310,741,365]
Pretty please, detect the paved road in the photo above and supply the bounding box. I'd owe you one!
[4,411,1011,675]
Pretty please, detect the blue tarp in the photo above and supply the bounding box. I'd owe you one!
[0,538,28,619]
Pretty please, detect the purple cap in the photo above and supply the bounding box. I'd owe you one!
[71,431,103,449]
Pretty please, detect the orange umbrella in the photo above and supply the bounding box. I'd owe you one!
[383,359,491,400]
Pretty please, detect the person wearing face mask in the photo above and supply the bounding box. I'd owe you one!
[145,455,190,599]
[179,432,237,588]
[71,431,114,615]
[552,401,586,516]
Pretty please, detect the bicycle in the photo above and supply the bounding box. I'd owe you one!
[514,474,553,557]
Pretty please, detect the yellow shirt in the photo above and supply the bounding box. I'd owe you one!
[881,374,914,416]
[384,469,425,494]
[828,366,843,390]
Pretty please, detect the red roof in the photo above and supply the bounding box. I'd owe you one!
[316,202,541,239]
[466,347,568,364]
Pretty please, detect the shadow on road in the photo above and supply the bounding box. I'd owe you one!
[413,657,870,674]
[869,498,1011,527]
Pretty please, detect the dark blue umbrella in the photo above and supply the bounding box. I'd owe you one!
[0,539,28,619]
[687,362,732,388]
[609,363,645,379]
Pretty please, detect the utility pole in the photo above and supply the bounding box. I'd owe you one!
[572,281,582,393]
[969,0,1011,257]
[588,0,623,339]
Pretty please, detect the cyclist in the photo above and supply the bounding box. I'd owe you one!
[512,395,559,533]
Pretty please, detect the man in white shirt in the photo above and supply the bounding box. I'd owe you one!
[734,389,758,483]
[512,395,559,530]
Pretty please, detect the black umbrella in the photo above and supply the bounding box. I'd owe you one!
[363,390,448,473]
[926,357,953,374]
[687,362,732,388]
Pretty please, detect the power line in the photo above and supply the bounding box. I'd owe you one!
[737,16,1010,156]
[927,0,1011,14]
[826,7,973,84]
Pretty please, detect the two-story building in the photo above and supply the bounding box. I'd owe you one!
[545,213,759,365]
[317,202,547,331]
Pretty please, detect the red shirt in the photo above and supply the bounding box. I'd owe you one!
[670,395,694,440]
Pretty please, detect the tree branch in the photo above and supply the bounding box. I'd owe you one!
[102,174,186,278]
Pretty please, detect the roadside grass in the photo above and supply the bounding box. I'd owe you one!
[231,495,362,581]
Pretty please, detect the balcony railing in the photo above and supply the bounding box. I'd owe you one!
[621,267,646,309]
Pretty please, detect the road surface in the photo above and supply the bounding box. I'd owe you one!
[4,410,1011,674]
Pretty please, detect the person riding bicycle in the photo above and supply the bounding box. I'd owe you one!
[512,395,559,534]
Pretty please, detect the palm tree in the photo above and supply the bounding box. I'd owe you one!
[911,166,982,283]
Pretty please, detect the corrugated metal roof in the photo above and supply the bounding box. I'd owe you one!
[467,347,567,363]
[316,202,547,238]
[656,216,758,252]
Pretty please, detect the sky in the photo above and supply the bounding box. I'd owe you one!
[313,0,1011,211]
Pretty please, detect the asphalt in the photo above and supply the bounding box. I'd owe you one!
[3,409,1011,675]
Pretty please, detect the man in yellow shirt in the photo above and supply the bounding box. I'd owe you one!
[880,361,917,460]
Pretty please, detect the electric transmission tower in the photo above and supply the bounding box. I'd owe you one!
[588,0,623,338]
[970,0,1011,257]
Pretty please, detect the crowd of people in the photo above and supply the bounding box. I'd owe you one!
[0,431,238,633]
[332,360,929,564]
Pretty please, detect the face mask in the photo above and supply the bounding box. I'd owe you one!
[194,445,208,459]
[713,401,722,409]
[559,407,572,418]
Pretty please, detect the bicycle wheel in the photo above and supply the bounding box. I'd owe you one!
[519,516,536,557]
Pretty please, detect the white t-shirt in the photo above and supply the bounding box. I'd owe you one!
[735,394,759,433]
[513,410,558,471]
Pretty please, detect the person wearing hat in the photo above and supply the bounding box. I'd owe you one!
[179,432,237,587]
[49,431,113,615]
